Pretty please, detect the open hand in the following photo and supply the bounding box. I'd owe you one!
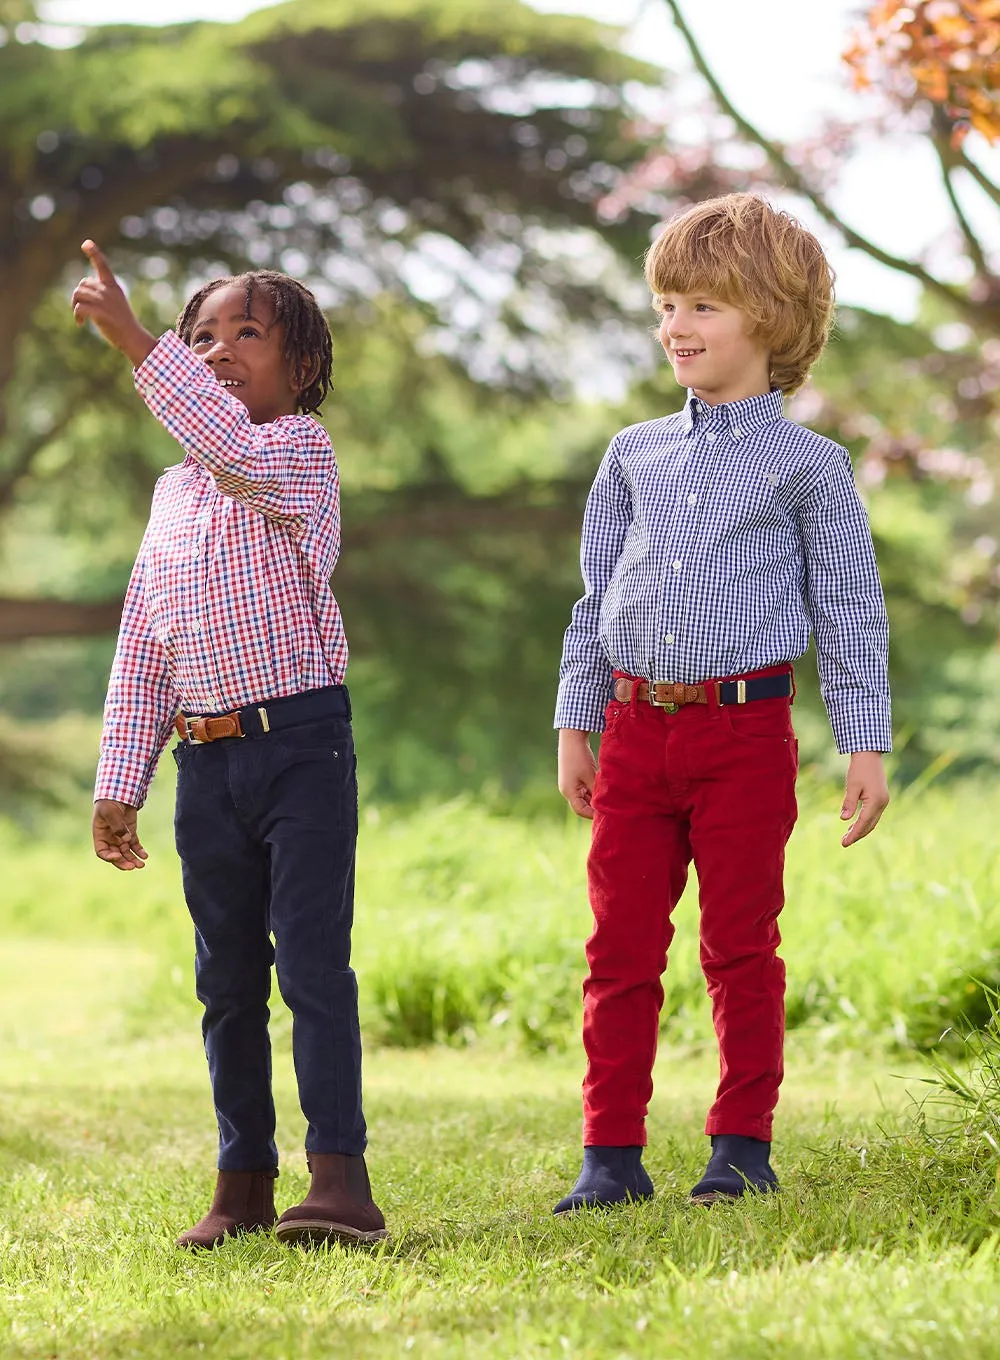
[558,728,598,820]
[71,240,156,367]
[840,751,890,847]
[92,799,148,870]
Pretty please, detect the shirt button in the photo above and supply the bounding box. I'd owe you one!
[192,550,200,559]
[191,620,201,633]
[664,633,675,645]
[206,696,217,709]
[732,425,741,436]
[687,493,697,505]
[672,560,682,572]
[706,432,717,442]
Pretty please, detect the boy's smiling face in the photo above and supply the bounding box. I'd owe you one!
[187,282,306,424]
[657,292,771,406]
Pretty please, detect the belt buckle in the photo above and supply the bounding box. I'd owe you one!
[185,715,204,744]
[648,682,679,715]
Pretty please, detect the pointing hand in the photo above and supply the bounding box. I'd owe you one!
[71,240,156,367]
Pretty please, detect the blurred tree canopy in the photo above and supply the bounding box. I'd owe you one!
[594,0,1000,773]
[0,0,669,795]
[1,0,998,801]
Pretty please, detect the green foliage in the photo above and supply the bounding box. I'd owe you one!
[920,982,1000,1149]
[3,767,999,1054]
[1,2,997,801]
[0,0,666,801]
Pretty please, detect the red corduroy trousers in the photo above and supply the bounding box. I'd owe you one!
[582,666,798,1146]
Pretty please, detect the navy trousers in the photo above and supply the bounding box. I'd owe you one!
[172,685,366,1171]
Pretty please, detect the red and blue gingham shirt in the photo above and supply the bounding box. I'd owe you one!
[95,330,347,807]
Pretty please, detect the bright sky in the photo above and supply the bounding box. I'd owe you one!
[38,0,1000,323]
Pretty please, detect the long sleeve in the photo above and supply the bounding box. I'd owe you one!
[554,440,633,732]
[133,331,336,533]
[798,445,892,754]
[94,545,180,807]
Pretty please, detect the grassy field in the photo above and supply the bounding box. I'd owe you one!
[1,775,1000,1357]
[3,766,1000,1052]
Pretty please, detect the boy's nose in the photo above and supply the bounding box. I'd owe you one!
[204,341,235,365]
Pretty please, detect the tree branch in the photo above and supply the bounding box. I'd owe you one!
[955,145,1000,211]
[935,142,992,280]
[662,0,1000,332]
[343,492,584,551]
[0,595,124,644]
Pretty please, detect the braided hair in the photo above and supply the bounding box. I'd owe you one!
[176,271,333,414]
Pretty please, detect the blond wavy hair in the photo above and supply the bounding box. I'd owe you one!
[643,194,835,394]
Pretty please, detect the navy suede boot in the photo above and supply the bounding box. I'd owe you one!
[553,1146,654,1215]
[689,1135,778,1203]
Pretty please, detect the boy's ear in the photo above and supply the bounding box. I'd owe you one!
[291,354,321,395]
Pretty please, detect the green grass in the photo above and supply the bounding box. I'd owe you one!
[2,769,999,1053]
[3,779,1000,1356]
[2,1012,1000,1358]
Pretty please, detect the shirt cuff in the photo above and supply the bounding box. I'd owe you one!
[554,680,611,733]
[826,696,893,755]
[94,757,157,809]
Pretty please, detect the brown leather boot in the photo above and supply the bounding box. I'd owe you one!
[274,1153,388,1246]
[175,1169,278,1249]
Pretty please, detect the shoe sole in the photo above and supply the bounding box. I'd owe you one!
[175,1220,276,1250]
[274,1218,389,1247]
[553,1192,654,1217]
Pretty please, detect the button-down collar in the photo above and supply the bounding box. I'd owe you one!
[682,388,785,440]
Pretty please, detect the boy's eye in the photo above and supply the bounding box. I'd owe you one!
[192,332,212,346]
[238,326,260,339]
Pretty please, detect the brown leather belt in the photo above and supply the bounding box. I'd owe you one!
[174,686,351,745]
[614,679,709,712]
[614,671,792,714]
[175,712,245,744]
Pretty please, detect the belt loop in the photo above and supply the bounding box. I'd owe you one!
[789,665,797,702]
[629,675,641,719]
[706,680,721,716]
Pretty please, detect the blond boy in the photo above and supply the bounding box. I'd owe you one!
[553,194,890,1211]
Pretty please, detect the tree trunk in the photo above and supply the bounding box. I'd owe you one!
[0,595,124,643]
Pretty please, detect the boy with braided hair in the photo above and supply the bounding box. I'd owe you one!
[553,194,891,1212]
[73,242,387,1249]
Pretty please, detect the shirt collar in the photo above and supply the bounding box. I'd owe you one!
[682,388,784,440]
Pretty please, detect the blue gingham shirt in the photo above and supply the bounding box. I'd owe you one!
[555,389,891,754]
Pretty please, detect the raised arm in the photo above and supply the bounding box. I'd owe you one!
[133,330,336,531]
[72,240,335,532]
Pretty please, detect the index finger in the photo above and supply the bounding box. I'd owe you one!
[81,239,115,284]
[841,799,885,848]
